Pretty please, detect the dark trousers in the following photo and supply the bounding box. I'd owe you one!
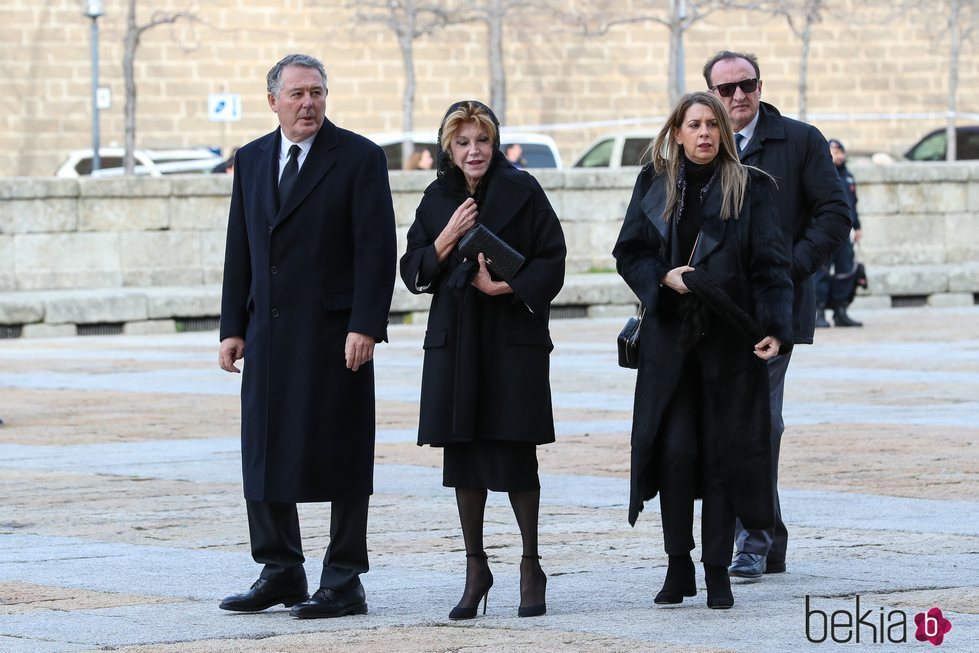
[657,358,736,566]
[815,239,856,309]
[734,351,791,562]
[246,496,370,590]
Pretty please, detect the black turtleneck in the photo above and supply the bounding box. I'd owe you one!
[676,156,716,265]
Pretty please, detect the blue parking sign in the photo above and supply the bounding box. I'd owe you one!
[208,93,242,122]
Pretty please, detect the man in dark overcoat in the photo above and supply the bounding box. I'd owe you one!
[217,53,396,618]
[704,50,851,579]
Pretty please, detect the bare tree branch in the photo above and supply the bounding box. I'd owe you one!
[570,0,768,105]
[342,0,458,167]
[891,0,978,159]
[123,1,201,174]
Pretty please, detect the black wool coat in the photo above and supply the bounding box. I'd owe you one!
[399,164,566,446]
[739,102,852,344]
[613,166,793,526]
[219,119,397,502]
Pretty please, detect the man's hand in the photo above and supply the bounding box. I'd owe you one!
[753,336,781,360]
[219,337,245,373]
[345,332,376,372]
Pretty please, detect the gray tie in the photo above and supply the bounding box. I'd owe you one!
[734,132,745,153]
[278,144,301,207]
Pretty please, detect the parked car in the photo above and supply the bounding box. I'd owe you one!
[366,131,563,170]
[904,125,979,161]
[572,132,657,169]
[55,147,225,177]
[500,132,563,169]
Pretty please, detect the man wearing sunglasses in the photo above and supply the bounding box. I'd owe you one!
[703,50,852,581]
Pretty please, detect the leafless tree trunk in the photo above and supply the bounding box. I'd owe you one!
[668,0,687,106]
[893,0,976,160]
[122,0,197,175]
[348,1,452,167]
[486,0,507,123]
[774,0,825,123]
[946,0,962,161]
[572,1,763,106]
[399,1,419,167]
[463,0,564,126]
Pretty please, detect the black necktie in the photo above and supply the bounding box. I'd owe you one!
[734,132,745,153]
[278,144,301,207]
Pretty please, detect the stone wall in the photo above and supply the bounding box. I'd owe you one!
[2,1,978,177]
[1,164,977,334]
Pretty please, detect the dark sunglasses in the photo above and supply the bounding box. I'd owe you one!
[711,78,759,98]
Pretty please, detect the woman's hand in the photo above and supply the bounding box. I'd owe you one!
[434,197,478,262]
[753,336,781,360]
[661,265,695,294]
[471,253,513,296]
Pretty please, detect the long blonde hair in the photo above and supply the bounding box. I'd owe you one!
[650,92,748,222]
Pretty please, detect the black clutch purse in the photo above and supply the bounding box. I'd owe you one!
[457,224,526,281]
[617,305,645,369]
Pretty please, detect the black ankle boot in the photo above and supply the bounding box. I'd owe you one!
[833,305,863,327]
[704,564,734,609]
[815,304,830,328]
[517,555,547,617]
[654,555,697,604]
[449,553,493,620]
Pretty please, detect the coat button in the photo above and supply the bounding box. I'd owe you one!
[271,265,278,275]
[268,225,273,233]
[271,308,279,318]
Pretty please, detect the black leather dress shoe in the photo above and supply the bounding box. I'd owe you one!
[219,576,309,612]
[290,581,368,619]
[728,552,766,579]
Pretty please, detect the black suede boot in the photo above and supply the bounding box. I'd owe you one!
[654,555,697,604]
[704,564,734,609]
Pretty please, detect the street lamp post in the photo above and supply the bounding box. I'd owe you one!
[84,0,104,172]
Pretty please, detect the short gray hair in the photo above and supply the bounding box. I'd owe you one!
[266,54,328,96]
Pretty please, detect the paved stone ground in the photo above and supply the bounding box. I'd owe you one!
[0,306,976,652]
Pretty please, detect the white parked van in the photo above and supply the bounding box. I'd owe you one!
[367,131,563,170]
[55,147,225,178]
[571,132,658,169]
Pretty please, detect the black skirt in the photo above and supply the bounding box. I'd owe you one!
[443,440,540,491]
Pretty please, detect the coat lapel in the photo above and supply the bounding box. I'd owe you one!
[639,177,670,242]
[690,184,726,266]
[477,168,532,236]
[258,131,279,227]
[275,120,339,227]
[740,103,784,163]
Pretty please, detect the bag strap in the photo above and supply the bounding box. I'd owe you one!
[687,232,701,266]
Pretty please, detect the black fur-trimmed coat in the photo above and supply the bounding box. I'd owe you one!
[613,165,793,526]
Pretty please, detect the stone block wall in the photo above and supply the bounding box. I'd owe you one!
[2,1,978,177]
[0,163,977,333]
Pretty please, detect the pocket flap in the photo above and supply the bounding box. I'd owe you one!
[423,328,447,349]
[506,328,553,348]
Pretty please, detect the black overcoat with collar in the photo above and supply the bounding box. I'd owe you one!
[613,165,793,526]
[739,102,852,344]
[399,164,566,446]
[219,119,397,502]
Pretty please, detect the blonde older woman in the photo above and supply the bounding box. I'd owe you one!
[400,101,566,619]
[613,92,792,609]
